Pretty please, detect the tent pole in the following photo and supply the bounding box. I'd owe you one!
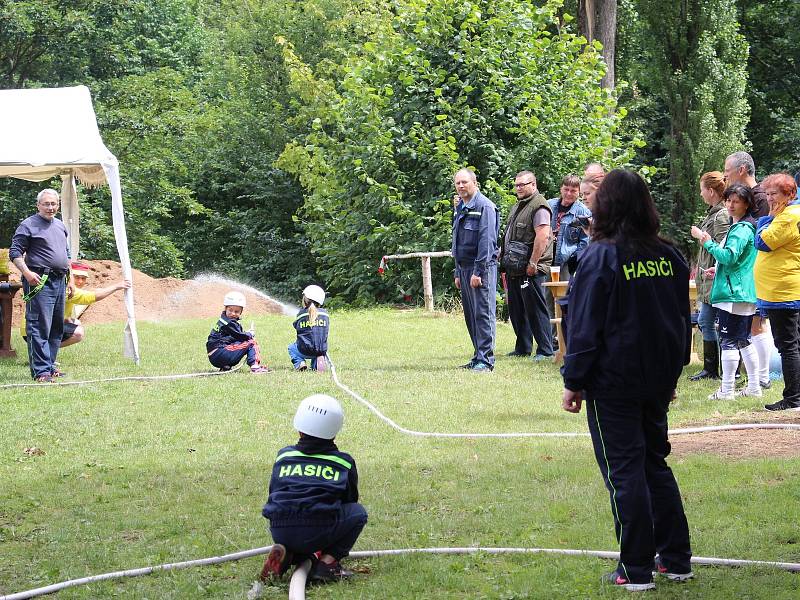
[60,173,79,260]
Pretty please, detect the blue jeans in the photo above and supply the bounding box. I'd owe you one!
[697,302,718,342]
[270,503,368,560]
[288,342,325,370]
[23,274,66,379]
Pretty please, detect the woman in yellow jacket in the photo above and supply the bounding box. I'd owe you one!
[754,173,800,411]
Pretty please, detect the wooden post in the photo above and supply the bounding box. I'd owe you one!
[421,256,433,311]
[380,251,451,312]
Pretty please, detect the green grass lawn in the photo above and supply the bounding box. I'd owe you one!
[2,308,799,599]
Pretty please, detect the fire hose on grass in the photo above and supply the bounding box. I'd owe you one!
[2,356,800,599]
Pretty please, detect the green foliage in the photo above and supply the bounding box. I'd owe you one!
[738,0,800,174]
[0,1,212,278]
[627,0,749,247]
[278,0,636,302]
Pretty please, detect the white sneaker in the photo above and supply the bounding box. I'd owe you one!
[737,387,763,398]
[708,388,734,400]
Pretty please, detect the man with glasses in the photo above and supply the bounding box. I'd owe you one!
[499,170,554,360]
[9,189,72,382]
[452,168,500,371]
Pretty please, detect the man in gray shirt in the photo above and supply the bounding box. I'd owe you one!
[9,189,72,382]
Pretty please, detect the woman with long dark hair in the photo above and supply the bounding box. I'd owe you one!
[561,169,693,591]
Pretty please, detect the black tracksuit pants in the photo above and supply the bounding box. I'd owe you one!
[586,393,692,583]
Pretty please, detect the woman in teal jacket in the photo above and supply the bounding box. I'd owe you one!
[690,184,760,400]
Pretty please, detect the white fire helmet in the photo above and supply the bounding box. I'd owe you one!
[293,394,344,440]
[223,290,247,308]
[303,285,326,306]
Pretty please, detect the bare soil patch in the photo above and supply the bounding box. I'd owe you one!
[10,259,285,324]
[672,411,800,459]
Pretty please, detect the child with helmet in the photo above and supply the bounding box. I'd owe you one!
[288,285,329,371]
[206,290,270,373]
[260,394,367,583]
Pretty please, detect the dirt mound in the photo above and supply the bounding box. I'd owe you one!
[9,260,287,324]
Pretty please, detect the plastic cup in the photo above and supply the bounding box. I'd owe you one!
[550,266,560,283]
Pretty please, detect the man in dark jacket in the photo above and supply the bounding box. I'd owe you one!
[452,168,500,371]
[499,170,554,359]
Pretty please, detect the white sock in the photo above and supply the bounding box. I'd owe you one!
[720,349,739,394]
[751,332,773,384]
[739,344,760,391]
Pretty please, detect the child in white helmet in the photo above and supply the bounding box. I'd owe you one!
[206,290,270,373]
[288,285,329,371]
[260,394,367,583]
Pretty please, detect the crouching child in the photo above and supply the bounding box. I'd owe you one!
[260,394,367,583]
[288,285,329,371]
[206,291,270,373]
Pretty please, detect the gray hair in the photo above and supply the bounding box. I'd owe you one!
[454,168,477,182]
[515,170,536,180]
[37,188,60,203]
[726,151,755,177]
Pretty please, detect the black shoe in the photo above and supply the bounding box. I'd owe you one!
[218,365,232,372]
[600,570,655,591]
[765,399,800,412]
[259,543,293,581]
[309,559,354,583]
[506,350,530,357]
[460,359,477,369]
[688,368,719,381]
[469,361,494,372]
[689,341,720,380]
[653,556,694,582]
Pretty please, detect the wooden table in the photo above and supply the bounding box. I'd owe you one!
[543,279,700,365]
[542,280,569,364]
[0,275,23,358]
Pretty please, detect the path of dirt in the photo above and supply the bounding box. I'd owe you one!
[671,411,800,459]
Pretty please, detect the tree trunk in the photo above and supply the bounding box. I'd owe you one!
[579,0,617,89]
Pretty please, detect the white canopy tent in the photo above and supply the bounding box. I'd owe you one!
[0,85,140,363]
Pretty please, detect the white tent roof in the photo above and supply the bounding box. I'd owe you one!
[0,86,115,185]
[0,85,140,363]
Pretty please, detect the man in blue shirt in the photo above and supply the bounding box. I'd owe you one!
[451,168,500,371]
[9,189,72,382]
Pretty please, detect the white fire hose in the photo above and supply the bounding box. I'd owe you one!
[2,356,799,600]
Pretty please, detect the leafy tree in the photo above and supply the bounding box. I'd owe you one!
[0,0,212,277]
[278,0,636,303]
[738,0,800,174]
[628,0,749,245]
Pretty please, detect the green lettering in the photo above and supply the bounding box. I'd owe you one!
[623,263,636,280]
[279,465,291,477]
[334,470,340,481]
[304,464,316,476]
[646,261,656,276]
[658,257,670,276]
[636,261,648,278]
[321,466,334,480]
[290,464,303,477]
